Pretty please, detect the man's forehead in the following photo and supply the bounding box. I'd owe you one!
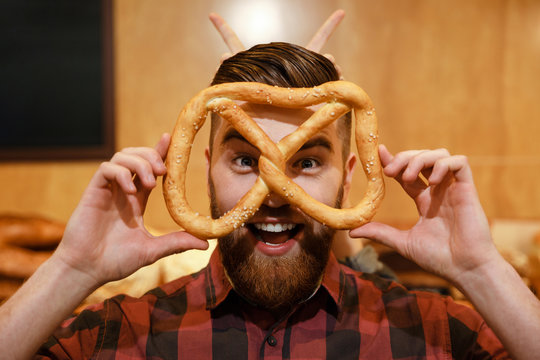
[214,102,338,144]
[238,102,321,124]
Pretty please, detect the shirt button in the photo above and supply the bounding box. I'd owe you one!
[267,335,277,347]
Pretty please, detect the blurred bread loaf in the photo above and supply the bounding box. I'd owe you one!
[0,214,64,249]
[0,213,64,303]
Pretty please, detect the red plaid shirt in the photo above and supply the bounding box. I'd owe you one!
[36,250,508,359]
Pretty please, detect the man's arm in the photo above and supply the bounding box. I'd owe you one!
[0,134,209,359]
[350,145,540,359]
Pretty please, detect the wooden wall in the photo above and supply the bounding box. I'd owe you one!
[1,0,539,233]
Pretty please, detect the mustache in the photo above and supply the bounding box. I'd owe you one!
[249,204,307,223]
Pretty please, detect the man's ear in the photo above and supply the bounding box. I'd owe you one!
[342,152,357,206]
[205,147,211,198]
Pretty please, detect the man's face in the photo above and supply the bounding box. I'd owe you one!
[206,103,355,312]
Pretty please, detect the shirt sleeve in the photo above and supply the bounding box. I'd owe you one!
[34,300,111,359]
[445,297,511,359]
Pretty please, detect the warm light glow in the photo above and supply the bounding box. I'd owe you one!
[223,0,285,47]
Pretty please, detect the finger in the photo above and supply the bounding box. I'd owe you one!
[349,222,407,254]
[118,136,170,205]
[429,154,474,185]
[120,147,167,177]
[145,231,210,264]
[324,53,336,63]
[209,12,245,54]
[381,149,430,198]
[383,149,428,179]
[155,133,171,160]
[378,144,394,167]
[335,63,344,80]
[306,9,345,52]
[383,149,429,188]
[220,52,233,63]
[92,161,138,194]
[111,149,168,191]
[401,148,451,183]
[323,53,344,79]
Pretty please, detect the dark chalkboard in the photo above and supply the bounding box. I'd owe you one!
[0,0,114,160]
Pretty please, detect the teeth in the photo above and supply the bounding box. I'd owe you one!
[254,223,295,232]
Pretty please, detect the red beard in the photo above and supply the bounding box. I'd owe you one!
[214,204,334,313]
[208,176,342,313]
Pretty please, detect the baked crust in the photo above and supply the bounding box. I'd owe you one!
[163,81,385,239]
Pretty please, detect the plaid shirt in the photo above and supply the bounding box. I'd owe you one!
[37,250,508,359]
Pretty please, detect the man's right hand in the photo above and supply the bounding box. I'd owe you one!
[52,133,209,288]
[0,134,209,358]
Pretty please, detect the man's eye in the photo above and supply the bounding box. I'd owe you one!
[234,156,257,167]
[299,158,319,169]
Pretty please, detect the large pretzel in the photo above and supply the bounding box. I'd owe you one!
[163,81,384,239]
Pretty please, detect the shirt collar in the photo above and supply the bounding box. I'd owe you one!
[204,249,233,310]
[320,252,347,312]
[205,248,346,312]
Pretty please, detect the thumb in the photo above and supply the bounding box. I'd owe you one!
[145,231,210,264]
[349,222,406,252]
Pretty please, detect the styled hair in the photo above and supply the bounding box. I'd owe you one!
[209,42,351,161]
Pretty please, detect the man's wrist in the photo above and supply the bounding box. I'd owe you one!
[46,251,103,296]
[453,252,517,304]
[0,250,104,358]
[449,249,540,359]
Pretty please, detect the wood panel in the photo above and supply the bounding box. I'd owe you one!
[0,0,539,233]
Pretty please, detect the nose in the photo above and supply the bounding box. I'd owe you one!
[263,191,289,208]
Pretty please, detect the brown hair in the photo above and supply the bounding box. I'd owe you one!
[209,42,351,161]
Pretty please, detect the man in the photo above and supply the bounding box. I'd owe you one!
[1,42,539,359]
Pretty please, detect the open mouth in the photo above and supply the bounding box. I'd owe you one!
[249,223,302,246]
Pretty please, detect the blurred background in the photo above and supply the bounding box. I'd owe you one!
[1,0,540,304]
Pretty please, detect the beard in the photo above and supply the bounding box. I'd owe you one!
[209,177,343,313]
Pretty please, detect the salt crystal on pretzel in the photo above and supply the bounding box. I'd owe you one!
[163,80,384,239]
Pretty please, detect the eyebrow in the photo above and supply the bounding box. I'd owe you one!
[299,136,334,153]
[220,128,251,147]
[220,127,334,154]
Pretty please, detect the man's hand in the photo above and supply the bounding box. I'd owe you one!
[351,145,540,359]
[53,133,209,288]
[209,12,245,63]
[0,134,209,358]
[305,9,345,52]
[350,145,499,285]
[210,9,345,79]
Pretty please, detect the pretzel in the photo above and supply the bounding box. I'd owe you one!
[163,80,384,239]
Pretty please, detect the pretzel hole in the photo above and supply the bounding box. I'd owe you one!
[347,111,369,208]
[181,112,212,219]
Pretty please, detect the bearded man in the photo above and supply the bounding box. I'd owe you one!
[2,42,539,359]
[208,43,352,315]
